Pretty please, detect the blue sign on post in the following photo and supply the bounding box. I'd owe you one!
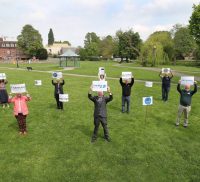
[143,96,153,105]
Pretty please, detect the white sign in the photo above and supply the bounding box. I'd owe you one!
[162,68,171,74]
[143,96,153,106]
[145,81,153,87]
[10,84,26,93]
[35,80,42,86]
[181,76,194,85]
[122,72,132,80]
[92,81,107,92]
[0,73,6,79]
[52,72,62,79]
[99,67,105,75]
[59,94,69,102]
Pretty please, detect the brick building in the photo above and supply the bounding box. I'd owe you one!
[0,37,27,60]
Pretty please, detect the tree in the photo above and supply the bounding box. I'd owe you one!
[48,28,54,45]
[17,24,43,57]
[174,26,196,60]
[189,4,200,46]
[115,29,142,62]
[36,48,48,60]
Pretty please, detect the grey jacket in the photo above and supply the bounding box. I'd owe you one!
[88,93,113,118]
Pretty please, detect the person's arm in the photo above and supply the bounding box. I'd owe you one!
[159,71,163,78]
[129,77,134,87]
[88,86,95,102]
[25,94,32,101]
[52,80,56,85]
[105,86,113,103]
[177,81,181,94]
[170,70,173,79]
[61,79,65,85]
[119,77,124,86]
[191,81,197,95]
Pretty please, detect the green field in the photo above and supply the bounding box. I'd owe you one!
[0,61,200,182]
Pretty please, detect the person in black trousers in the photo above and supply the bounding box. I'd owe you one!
[159,71,173,102]
[88,86,113,143]
[52,78,65,110]
[119,77,134,113]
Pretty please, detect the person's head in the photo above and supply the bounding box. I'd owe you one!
[16,93,22,98]
[185,84,191,91]
[125,79,129,84]
[164,73,168,77]
[98,91,103,97]
[56,79,60,83]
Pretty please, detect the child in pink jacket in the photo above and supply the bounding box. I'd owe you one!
[9,93,31,135]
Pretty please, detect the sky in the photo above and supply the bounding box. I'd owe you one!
[0,0,199,46]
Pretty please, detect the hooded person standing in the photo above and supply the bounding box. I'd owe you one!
[176,80,197,127]
[159,70,173,102]
[0,79,9,108]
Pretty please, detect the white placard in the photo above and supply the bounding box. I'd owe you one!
[35,80,42,86]
[181,76,194,85]
[52,72,62,79]
[122,72,132,80]
[145,81,153,87]
[143,96,153,106]
[92,81,107,92]
[59,94,69,102]
[0,73,6,79]
[98,67,105,75]
[162,68,171,74]
[10,84,26,93]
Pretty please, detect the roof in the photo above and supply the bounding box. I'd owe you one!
[60,49,79,57]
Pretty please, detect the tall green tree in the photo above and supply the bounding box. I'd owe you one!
[174,26,196,60]
[48,28,54,45]
[17,24,43,57]
[189,4,200,46]
[116,29,142,62]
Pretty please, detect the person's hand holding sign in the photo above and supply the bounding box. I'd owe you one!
[107,86,111,93]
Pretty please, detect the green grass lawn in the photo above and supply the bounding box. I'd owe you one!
[0,62,200,182]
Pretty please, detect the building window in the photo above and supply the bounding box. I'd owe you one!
[6,43,10,47]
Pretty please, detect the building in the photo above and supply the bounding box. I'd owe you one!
[45,42,70,55]
[0,37,27,60]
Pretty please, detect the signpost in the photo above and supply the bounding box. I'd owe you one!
[143,96,153,123]
[181,76,194,86]
[92,81,107,92]
[10,84,26,93]
[0,73,6,79]
[52,72,63,79]
[59,94,69,102]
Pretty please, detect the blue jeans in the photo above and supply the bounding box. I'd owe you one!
[122,96,130,112]
[162,86,170,101]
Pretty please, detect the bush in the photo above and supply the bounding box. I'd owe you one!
[36,48,48,60]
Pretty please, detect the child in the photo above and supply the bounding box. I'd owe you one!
[9,93,31,135]
[0,79,9,108]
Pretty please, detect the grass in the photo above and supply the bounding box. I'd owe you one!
[0,61,200,182]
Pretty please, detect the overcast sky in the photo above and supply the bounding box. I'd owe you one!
[0,0,199,46]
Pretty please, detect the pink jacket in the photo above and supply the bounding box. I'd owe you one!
[9,96,31,116]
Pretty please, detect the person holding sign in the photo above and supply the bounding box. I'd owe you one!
[52,78,65,110]
[0,79,9,108]
[88,86,113,143]
[176,81,197,127]
[9,93,31,135]
[119,76,134,113]
[159,70,173,102]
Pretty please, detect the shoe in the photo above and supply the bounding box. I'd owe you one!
[183,125,188,128]
[91,137,97,143]
[2,105,5,109]
[23,131,27,135]
[19,131,23,135]
[175,123,179,127]
[7,104,9,108]
[105,137,111,142]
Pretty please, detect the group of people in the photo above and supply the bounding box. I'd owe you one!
[0,70,198,141]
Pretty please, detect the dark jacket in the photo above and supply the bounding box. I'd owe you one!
[159,73,173,88]
[120,78,134,96]
[88,93,113,118]
[177,83,197,106]
[52,80,65,97]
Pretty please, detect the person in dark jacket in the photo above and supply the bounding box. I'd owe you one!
[52,79,65,110]
[176,81,197,127]
[0,79,9,108]
[88,86,113,142]
[119,77,134,113]
[159,71,173,101]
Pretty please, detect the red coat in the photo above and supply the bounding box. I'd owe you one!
[9,96,31,115]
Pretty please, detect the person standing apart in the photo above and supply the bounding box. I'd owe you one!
[119,77,134,113]
[52,78,65,110]
[0,79,9,108]
[176,81,197,127]
[159,71,173,102]
[9,93,31,135]
[88,86,113,143]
